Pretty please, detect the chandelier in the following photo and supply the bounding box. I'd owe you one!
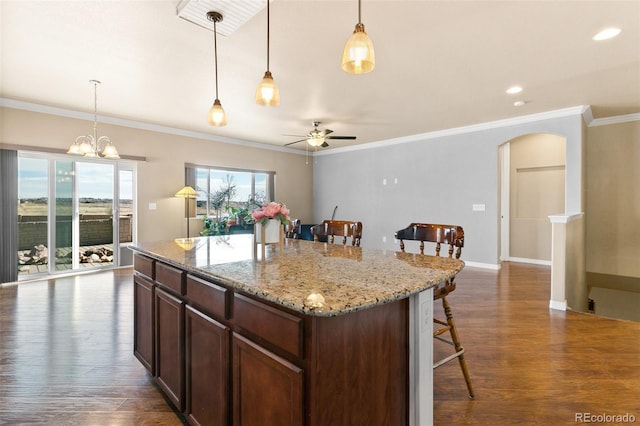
[67,80,120,159]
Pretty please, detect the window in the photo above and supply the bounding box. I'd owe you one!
[186,164,275,219]
[15,152,137,278]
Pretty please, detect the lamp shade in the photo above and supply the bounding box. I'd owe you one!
[208,99,227,126]
[102,143,120,159]
[255,71,280,106]
[175,186,198,198]
[341,23,375,74]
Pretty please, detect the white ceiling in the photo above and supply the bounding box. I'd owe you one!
[2,1,639,151]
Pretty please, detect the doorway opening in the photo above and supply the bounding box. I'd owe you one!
[499,133,566,264]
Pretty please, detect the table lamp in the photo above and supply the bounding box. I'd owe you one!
[174,186,198,238]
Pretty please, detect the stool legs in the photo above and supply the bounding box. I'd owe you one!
[434,295,475,399]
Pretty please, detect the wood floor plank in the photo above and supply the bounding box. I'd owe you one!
[1,263,638,425]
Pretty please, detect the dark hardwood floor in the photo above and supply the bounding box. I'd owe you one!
[0,263,638,425]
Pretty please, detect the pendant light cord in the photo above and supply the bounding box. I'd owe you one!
[266,0,270,71]
[213,20,219,99]
[358,0,362,24]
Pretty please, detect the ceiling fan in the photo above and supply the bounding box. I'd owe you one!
[284,121,356,148]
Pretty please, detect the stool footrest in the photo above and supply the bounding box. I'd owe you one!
[433,347,465,369]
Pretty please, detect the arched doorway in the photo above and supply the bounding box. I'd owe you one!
[499,133,566,263]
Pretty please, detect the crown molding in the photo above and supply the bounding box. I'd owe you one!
[589,112,640,127]
[316,106,592,156]
[0,98,305,156]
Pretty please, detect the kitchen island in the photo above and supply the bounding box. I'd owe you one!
[130,234,463,426]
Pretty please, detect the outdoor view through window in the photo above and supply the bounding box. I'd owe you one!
[17,155,134,276]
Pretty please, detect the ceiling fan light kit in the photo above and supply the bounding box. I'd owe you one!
[207,11,227,126]
[256,0,280,106]
[285,121,356,148]
[342,0,375,74]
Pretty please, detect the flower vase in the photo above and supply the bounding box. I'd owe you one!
[255,219,283,244]
[254,219,284,260]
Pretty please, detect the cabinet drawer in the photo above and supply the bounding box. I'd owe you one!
[156,262,185,295]
[186,274,229,320]
[233,294,303,359]
[134,253,155,280]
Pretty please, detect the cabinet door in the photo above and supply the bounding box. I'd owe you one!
[133,275,154,374]
[155,287,184,411]
[233,333,303,426]
[184,305,230,426]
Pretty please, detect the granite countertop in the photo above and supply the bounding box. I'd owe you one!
[129,235,464,317]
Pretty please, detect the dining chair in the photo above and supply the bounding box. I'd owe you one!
[311,220,363,247]
[394,223,474,399]
[284,219,301,239]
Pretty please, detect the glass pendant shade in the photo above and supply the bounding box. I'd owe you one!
[341,23,375,74]
[255,71,280,106]
[66,141,83,155]
[208,99,227,126]
[102,142,120,159]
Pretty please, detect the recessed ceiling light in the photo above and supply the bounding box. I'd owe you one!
[506,86,523,94]
[514,100,526,107]
[593,28,622,41]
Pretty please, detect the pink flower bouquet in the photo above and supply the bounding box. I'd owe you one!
[251,202,290,226]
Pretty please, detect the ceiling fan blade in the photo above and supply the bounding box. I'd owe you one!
[321,141,329,148]
[284,139,307,147]
[322,129,334,136]
[326,135,356,140]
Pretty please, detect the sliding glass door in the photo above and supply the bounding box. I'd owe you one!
[17,153,135,278]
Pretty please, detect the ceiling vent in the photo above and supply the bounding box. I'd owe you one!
[176,0,267,36]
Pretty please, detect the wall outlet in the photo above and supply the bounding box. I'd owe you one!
[472,204,486,211]
[149,202,157,210]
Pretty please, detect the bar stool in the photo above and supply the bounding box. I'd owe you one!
[285,219,301,239]
[395,223,475,399]
[311,220,362,247]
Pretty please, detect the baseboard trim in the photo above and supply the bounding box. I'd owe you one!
[549,299,568,311]
[464,261,501,270]
[508,257,551,266]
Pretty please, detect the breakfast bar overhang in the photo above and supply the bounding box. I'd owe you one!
[129,235,464,426]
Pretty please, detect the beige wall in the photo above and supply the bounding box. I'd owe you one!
[1,107,313,243]
[586,120,640,279]
[509,133,566,261]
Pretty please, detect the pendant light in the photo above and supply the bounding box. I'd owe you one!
[255,0,279,106]
[67,80,120,158]
[341,0,375,74]
[207,11,227,126]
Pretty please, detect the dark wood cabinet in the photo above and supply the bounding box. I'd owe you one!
[134,258,410,425]
[133,275,154,374]
[184,305,230,426]
[155,287,185,411]
[232,333,303,426]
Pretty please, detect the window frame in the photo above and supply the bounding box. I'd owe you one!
[185,163,275,219]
